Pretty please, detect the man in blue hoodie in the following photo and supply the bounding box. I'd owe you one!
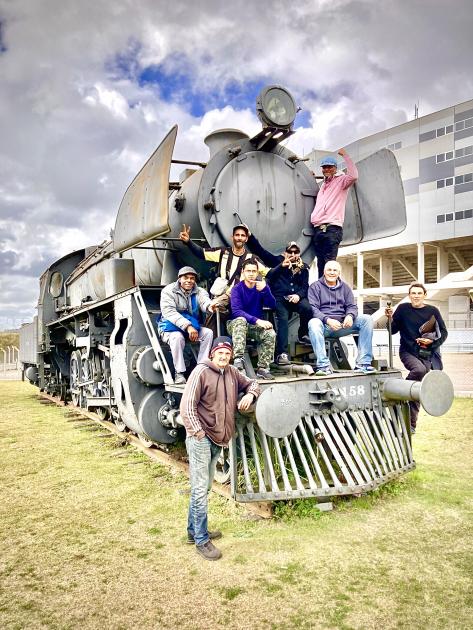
[308,260,375,376]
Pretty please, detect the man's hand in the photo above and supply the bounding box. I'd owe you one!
[342,314,353,328]
[194,429,205,441]
[416,337,433,346]
[281,253,292,267]
[326,317,342,331]
[187,325,199,342]
[385,307,393,318]
[338,148,347,157]
[286,294,300,304]
[238,393,254,411]
[256,319,273,330]
[179,224,191,242]
[255,279,266,291]
[208,299,219,313]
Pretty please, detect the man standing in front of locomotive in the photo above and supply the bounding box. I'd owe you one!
[159,266,218,385]
[228,258,277,380]
[310,148,358,279]
[308,260,375,376]
[385,284,448,433]
[180,336,260,561]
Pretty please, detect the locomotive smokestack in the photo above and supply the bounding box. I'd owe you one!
[204,129,249,158]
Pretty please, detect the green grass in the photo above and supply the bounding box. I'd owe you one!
[1,382,472,630]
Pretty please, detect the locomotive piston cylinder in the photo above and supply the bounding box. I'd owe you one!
[381,370,454,417]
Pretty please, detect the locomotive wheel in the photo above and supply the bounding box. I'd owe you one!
[69,351,83,407]
[214,448,231,484]
[137,432,154,448]
[95,407,109,421]
[114,414,127,432]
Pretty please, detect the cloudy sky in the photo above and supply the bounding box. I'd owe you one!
[1,0,472,329]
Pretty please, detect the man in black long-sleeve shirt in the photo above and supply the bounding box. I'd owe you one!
[385,283,448,432]
[247,232,312,365]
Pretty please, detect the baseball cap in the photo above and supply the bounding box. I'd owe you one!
[320,156,338,167]
[232,224,249,235]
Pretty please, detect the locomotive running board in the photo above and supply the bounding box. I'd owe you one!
[229,403,414,502]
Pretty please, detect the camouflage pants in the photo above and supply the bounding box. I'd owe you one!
[227,317,276,370]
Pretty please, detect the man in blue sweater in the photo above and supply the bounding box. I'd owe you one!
[228,258,276,380]
[308,260,374,376]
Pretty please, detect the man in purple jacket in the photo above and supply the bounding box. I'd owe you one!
[227,258,276,380]
[311,148,358,279]
[308,260,375,376]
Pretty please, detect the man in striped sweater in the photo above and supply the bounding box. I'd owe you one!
[180,336,261,561]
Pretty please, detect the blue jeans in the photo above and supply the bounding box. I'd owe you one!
[308,314,373,369]
[186,435,221,546]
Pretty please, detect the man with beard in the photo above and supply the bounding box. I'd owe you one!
[246,231,312,365]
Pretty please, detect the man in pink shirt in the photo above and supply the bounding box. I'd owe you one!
[310,148,358,279]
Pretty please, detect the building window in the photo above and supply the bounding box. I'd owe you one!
[437,151,454,162]
[437,179,445,188]
[435,125,454,137]
[446,177,454,186]
[437,214,445,223]
[455,145,473,158]
[455,172,473,185]
[445,213,454,221]
[387,141,402,151]
[455,211,464,220]
[455,117,473,131]
[465,209,473,218]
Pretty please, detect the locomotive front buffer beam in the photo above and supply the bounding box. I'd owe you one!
[229,370,454,504]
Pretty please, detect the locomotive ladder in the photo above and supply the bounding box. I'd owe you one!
[229,403,414,502]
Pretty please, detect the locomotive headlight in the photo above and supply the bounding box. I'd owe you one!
[256,85,297,129]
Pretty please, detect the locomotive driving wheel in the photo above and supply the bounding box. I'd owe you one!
[69,350,83,407]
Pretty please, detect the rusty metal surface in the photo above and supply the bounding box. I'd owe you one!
[113,125,178,253]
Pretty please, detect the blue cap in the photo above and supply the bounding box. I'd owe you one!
[320,156,338,167]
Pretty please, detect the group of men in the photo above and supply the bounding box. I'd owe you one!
[157,148,448,562]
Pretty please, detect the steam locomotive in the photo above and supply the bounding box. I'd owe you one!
[21,85,454,504]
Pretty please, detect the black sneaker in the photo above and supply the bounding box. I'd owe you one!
[187,530,222,545]
[196,540,222,561]
[256,368,275,380]
[276,353,290,365]
[298,335,311,345]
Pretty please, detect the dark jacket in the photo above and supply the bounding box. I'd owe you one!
[248,234,309,300]
[179,359,261,446]
[308,277,358,323]
[391,302,448,367]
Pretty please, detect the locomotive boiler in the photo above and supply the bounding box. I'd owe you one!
[23,85,454,504]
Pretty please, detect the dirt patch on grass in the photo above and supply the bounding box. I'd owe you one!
[1,383,472,629]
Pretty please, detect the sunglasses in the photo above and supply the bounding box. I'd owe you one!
[287,249,300,254]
